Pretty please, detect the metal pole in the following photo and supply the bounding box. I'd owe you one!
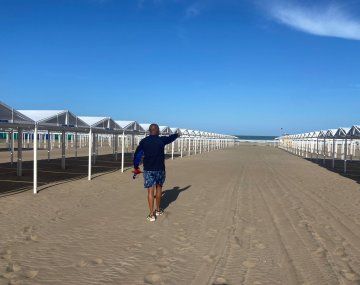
[33,125,38,194]
[115,134,118,161]
[88,129,92,180]
[344,137,348,174]
[171,141,174,160]
[10,130,14,166]
[332,138,336,169]
[47,130,51,161]
[180,137,183,158]
[75,132,78,158]
[17,128,23,177]
[61,130,66,170]
[188,137,191,156]
[323,138,326,165]
[121,132,125,172]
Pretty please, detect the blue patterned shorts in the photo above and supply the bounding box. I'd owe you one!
[143,170,166,188]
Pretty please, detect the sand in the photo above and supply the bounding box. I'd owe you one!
[1,145,360,284]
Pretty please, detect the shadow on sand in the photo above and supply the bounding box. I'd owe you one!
[305,158,360,184]
[0,153,182,197]
[161,185,191,210]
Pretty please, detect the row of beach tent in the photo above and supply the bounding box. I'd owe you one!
[278,126,360,174]
[0,101,238,194]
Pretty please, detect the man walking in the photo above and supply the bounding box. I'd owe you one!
[133,124,179,222]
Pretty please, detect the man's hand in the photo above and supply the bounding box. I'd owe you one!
[132,168,143,179]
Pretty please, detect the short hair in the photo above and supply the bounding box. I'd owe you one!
[149,123,159,132]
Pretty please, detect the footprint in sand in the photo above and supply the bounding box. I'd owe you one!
[1,249,12,261]
[90,258,104,265]
[8,279,21,285]
[334,247,346,257]
[244,227,256,235]
[6,262,21,273]
[22,226,34,235]
[156,259,170,268]
[144,273,162,284]
[213,277,229,285]
[25,234,39,242]
[22,270,38,279]
[203,254,215,263]
[314,247,326,258]
[255,243,266,250]
[340,269,360,281]
[176,236,187,242]
[1,272,17,281]
[243,259,257,269]
[157,248,169,256]
[76,259,88,268]
[134,243,143,249]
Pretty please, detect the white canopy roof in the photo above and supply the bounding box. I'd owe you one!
[19,110,89,131]
[0,102,34,128]
[115,120,145,133]
[140,123,151,132]
[159,126,171,134]
[78,116,120,132]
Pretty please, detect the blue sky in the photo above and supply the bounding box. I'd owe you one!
[1,0,359,135]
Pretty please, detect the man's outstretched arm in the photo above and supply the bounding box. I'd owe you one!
[160,133,179,145]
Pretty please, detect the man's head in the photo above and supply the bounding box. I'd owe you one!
[149,123,160,136]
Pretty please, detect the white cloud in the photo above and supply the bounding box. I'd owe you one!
[268,2,360,40]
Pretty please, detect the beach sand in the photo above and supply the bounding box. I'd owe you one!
[1,145,360,284]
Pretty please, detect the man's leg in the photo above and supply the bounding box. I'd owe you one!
[155,184,162,211]
[147,186,155,216]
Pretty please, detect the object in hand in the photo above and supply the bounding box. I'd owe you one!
[132,168,142,179]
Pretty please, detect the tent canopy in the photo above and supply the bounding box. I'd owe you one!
[19,110,89,132]
[0,102,34,129]
[159,126,171,134]
[78,116,119,133]
[116,120,145,133]
[335,127,351,138]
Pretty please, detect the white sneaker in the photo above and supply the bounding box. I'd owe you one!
[147,214,156,222]
[155,209,164,216]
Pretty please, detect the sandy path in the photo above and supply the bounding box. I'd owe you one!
[1,146,360,284]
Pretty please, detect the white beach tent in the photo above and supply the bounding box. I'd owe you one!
[159,126,171,135]
[170,127,181,159]
[18,110,90,194]
[115,120,145,172]
[179,129,189,157]
[324,128,340,169]
[334,127,351,173]
[140,123,151,134]
[78,116,121,178]
[0,102,34,177]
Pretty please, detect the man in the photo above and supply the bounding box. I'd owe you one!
[133,124,179,222]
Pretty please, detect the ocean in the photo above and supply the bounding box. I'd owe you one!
[236,135,277,141]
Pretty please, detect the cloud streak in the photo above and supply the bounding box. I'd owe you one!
[268,2,360,40]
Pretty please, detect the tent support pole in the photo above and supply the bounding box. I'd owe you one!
[17,128,23,177]
[88,129,92,180]
[61,130,66,170]
[332,138,336,169]
[33,125,38,194]
[344,137,348,174]
[10,130,14,167]
[121,132,125,173]
[75,132,78,158]
[115,134,118,161]
[188,137,191,156]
